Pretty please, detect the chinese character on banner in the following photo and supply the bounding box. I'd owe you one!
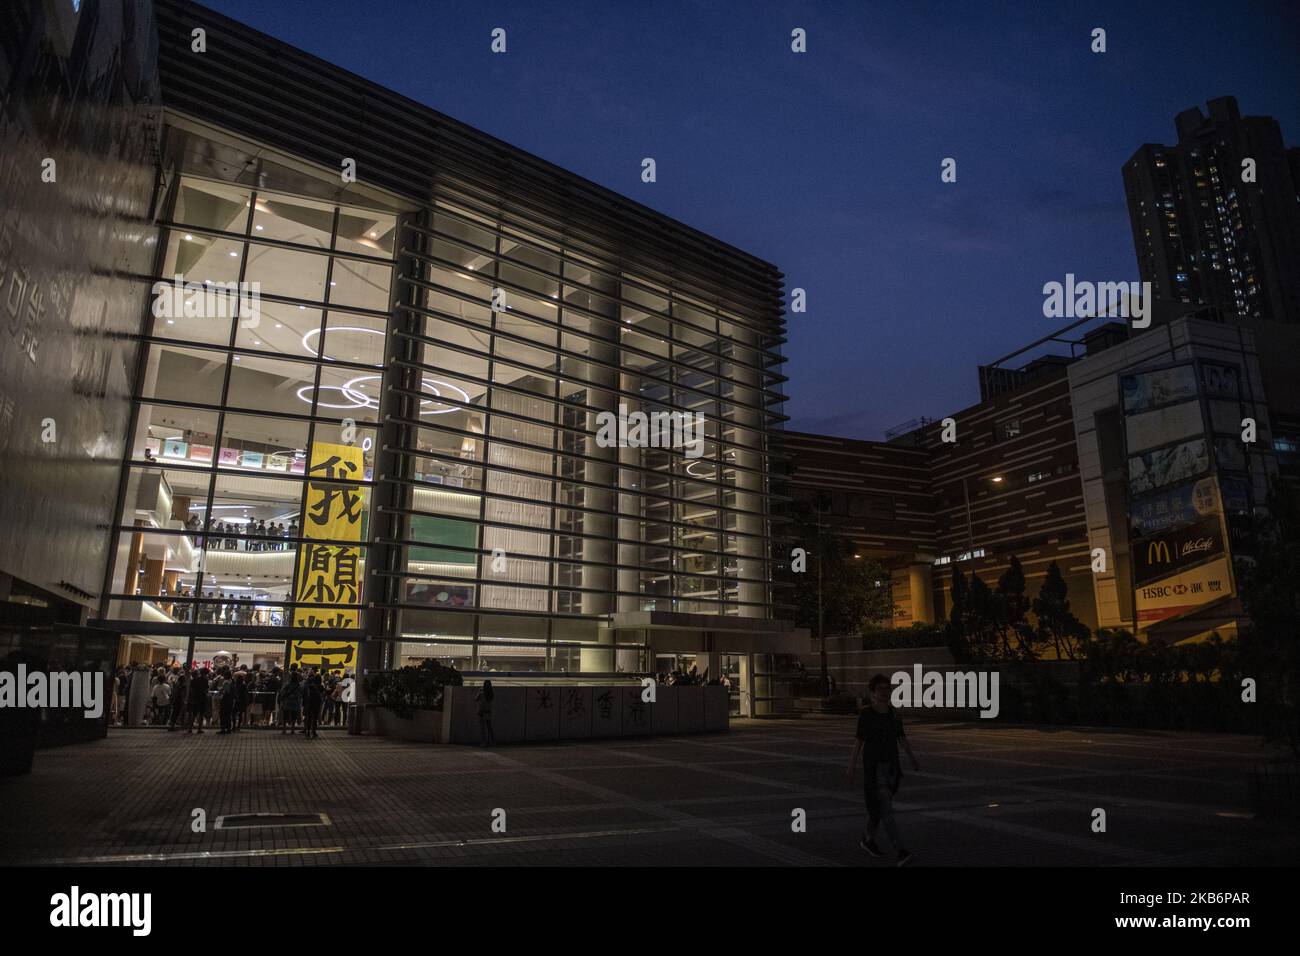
[293,442,365,640]
[289,639,358,676]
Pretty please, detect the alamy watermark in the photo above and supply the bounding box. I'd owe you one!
[1042,274,1152,329]
[151,274,261,328]
[50,886,151,936]
[0,666,104,718]
[891,665,999,719]
[594,404,706,459]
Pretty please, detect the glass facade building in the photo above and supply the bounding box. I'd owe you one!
[97,0,798,685]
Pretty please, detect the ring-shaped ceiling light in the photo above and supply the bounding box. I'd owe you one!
[301,326,384,362]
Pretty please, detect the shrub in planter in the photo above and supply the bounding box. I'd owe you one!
[363,660,464,718]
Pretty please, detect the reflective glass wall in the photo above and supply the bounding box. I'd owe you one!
[389,192,784,672]
[106,174,396,634]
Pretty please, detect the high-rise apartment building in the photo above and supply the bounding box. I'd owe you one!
[1123,96,1300,324]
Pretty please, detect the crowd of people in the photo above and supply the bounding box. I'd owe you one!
[161,594,284,626]
[654,665,732,688]
[111,662,354,737]
[185,514,299,551]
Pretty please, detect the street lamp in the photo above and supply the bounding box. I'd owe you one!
[961,475,1003,557]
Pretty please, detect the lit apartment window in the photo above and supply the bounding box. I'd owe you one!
[1027,471,1048,483]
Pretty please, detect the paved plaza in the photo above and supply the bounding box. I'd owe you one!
[2,717,1295,866]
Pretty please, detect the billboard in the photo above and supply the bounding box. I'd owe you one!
[1200,362,1240,399]
[1121,364,1198,414]
[1129,477,1220,537]
[1125,399,1204,453]
[1132,513,1226,587]
[1134,556,1234,626]
[1128,438,1209,495]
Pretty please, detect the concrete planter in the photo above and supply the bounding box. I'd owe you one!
[368,706,448,743]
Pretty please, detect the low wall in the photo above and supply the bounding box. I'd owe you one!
[368,684,729,745]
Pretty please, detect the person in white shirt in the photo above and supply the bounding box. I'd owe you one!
[150,677,173,725]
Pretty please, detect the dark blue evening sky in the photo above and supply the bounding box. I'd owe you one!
[204,0,1300,439]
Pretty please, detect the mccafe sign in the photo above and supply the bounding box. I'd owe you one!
[1132,513,1225,587]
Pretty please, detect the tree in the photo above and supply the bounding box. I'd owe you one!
[777,497,893,693]
[1238,478,1300,756]
[993,555,1035,660]
[1031,560,1089,661]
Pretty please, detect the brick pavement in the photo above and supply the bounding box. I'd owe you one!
[1,717,1295,866]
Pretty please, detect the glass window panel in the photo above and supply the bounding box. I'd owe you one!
[208,472,303,551]
[120,465,212,530]
[563,258,619,297]
[162,233,244,287]
[133,403,221,467]
[500,238,559,275]
[499,261,559,300]
[316,364,379,423]
[310,420,378,478]
[494,337,556,373]
[235,301,323,355]
[431,237,489,271]
[172,178,252,233]
[218,413,310,473]
[497,304,558,346]
[476,615,547,642]
[141,344,229,406]
[493,362,555,397]
[335,206,397,256]
[329,257,391,311]
[474,643,547,672]
[251,193,335,248]
[244,244,328,302]
[402,575,477,610]
[412,449,483,490]
[398,640,473,669]
[623,282,668,313]
[318,313,387,367]
[423,320,491,359]
[108,530,197,606]
[426,264,493,303]
[152,278,234,347]
[434,208,496,252]
[225,353,318,417]
[401,606,477,642]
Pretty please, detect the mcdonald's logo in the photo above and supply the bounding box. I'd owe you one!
[1147,540,1172,564]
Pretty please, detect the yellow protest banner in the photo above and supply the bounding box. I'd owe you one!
[293,442,364,649]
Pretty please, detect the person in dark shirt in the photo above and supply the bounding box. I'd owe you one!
[218,667,237,734]
[187,667,211,734]
[846,673,920,865]
[302,670,324,739]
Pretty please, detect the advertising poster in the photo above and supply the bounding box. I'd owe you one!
[1125,399,1204,452]
[1121,364,1198,414]
[1128,438,1209,495]
[1214,436,1247,472]
[1135,556,1234,627]
[1201,362,1241,399]
[1208,399,1242,435]
[1132,513,1226,587]
[1129,477,1220,537]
